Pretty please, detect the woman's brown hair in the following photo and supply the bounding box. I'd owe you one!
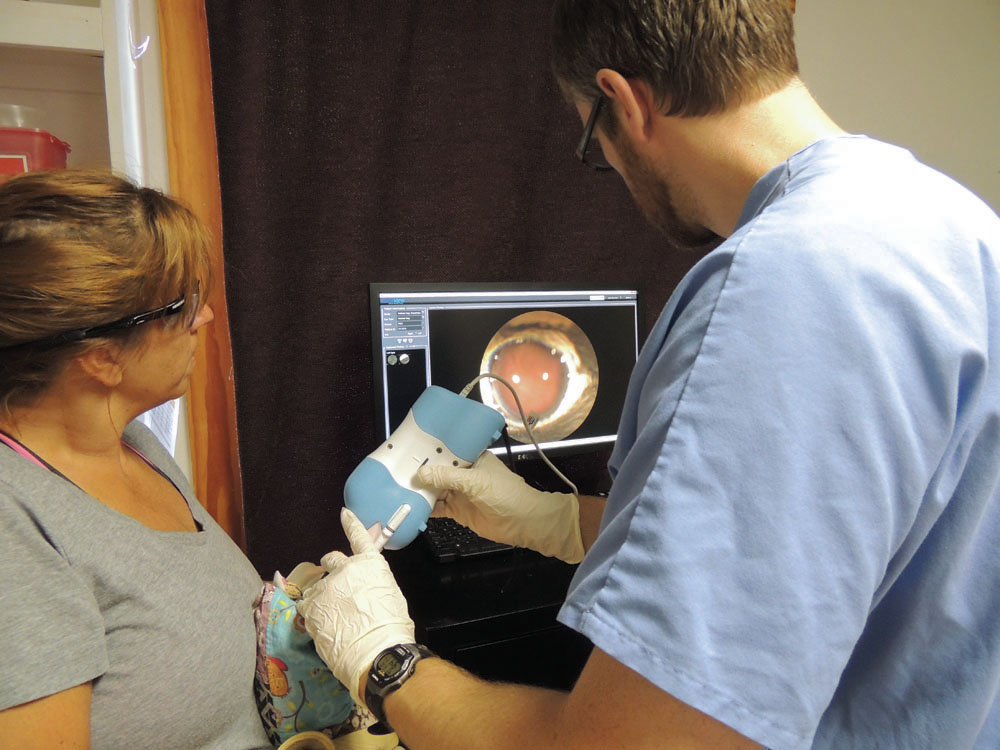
[0,169,213,413]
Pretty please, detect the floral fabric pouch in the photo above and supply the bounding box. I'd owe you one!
[253,567,371,746]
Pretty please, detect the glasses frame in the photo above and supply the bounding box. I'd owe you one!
[0,281,200,352]
[575,94,614,171]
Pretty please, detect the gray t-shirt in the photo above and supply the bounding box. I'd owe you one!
[0,422,271,749]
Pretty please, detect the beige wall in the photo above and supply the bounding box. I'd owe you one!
[794,0,1000,211]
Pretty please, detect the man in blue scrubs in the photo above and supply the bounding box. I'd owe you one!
[300,2,1000,748]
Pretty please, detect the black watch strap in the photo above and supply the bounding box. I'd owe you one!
[365,643,435,728]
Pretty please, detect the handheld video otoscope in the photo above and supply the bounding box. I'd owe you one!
[344,385,506,551]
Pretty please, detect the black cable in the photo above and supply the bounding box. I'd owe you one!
[500,425,516,471]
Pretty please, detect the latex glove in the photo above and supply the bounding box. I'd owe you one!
[297,508,415,706]
[418,451,585,564]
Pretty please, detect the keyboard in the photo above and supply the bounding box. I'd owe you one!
[422,517,514,563]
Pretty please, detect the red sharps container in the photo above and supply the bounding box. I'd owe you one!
[0,127,72,179]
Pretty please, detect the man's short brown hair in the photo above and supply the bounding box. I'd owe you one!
[552,0,799,118]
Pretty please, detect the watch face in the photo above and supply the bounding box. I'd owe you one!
[375,650,406,679]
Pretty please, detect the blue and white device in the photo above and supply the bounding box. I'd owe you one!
[344,385,506,550]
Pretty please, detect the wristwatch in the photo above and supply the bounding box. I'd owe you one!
[365,643,436,728]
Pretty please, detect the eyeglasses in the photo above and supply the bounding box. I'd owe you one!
[0,281,201,352]
[575,95,614,171]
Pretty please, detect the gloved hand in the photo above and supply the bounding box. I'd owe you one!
[417,451,585,564]
[297,508,415,706]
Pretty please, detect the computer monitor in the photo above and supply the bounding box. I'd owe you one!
[370,282,642,459]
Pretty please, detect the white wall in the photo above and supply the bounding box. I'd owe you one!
[794,0,1000,211]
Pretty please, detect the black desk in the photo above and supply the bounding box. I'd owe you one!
[385,450,611,690]
[386,541,592,690]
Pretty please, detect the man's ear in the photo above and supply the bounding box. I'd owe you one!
[594,68,657,142]
[74,344,126,388]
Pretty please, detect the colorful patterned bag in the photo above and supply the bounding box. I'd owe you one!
[253,568,374,746]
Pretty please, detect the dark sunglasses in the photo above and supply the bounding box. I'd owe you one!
[0,282,201,352]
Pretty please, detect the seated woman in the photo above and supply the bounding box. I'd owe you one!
[0,170,273,748]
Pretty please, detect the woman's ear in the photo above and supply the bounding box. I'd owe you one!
[594,68,658,142]
[75,344,125,388]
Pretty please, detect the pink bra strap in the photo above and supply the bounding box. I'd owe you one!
[0,431,156,472]
[124,442,156,468]
[0,431,48,470]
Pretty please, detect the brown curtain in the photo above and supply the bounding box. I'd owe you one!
[204,2,702,575]
[159,0,244,549]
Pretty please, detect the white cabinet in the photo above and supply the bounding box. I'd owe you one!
[0,0,168,191]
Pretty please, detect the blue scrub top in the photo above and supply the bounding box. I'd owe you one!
[559,136,1000,749]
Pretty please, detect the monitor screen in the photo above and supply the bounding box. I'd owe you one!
[370,283,642,458]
